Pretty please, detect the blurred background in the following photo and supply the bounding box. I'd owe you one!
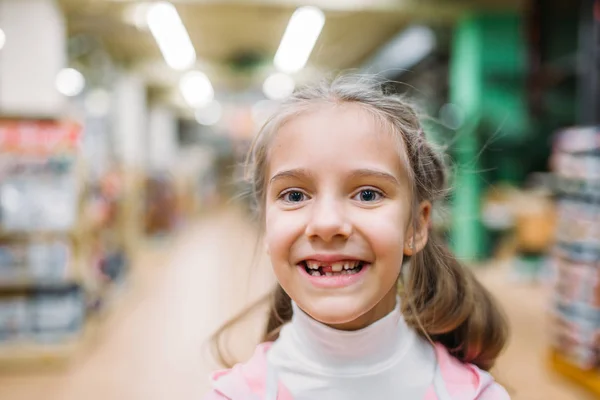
[0,0,598,399]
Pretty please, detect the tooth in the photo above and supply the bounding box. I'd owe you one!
[343,262,351,270]
[311,270,319,277]
[325,272,333,277]
[307,261,320,270]
[331,263,343,272]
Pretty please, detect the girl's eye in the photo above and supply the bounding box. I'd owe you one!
[354,189,383,202]
[281,190,306,203]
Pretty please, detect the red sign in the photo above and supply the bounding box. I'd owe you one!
[0,120,81,155]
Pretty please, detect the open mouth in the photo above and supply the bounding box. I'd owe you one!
[301,260,366,277]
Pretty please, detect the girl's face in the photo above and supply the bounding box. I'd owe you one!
[264,104,425,330]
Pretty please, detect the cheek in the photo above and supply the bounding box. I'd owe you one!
[356,205,409,261]
[264,206,303,261]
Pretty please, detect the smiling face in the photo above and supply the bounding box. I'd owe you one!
[264,103,421,330]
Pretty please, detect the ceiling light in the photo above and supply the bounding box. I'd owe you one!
[362,25,436,77]
[124,3,151,30]
[274,6,325,73]
[180,71,214,108]
[0,29,6,50]
[195,101,222,126]
[147,2,196,70]
[55,68,85,97]
[263,72,295,100]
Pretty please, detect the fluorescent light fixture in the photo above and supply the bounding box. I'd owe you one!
[0,29,6,50]
[274,6,325,73]
[56,68,85,97]
[263,72,295,100]
[362,25,436,78]
[180,71,214,108]
[124,3,152,30]
[195,101,222,126]
[147,2,196,70]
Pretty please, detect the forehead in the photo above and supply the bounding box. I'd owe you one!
[267,103,408,178]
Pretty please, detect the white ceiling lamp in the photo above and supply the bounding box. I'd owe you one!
[361,25,436,78]
[274,6,325,74]
[146,2,196,71]
[195,101,222,126]
[55,68,85,97]
[0,29,6,50]
[263,72,295,100]
[124,3,152,30]
[180,71,214,108]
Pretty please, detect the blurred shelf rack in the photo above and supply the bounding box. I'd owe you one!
[0,118,130,368]
[550,351,600,396]
[547,126,600,397]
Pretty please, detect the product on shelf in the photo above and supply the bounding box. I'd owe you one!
[549,126,600,373]
[0,285,86,345]
[0,119,89,359]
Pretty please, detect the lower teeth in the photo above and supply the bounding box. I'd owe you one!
[306,265,363,277]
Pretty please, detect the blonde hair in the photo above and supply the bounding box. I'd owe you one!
[213,75,509,371]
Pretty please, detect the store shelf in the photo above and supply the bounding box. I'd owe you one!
[550,350,600,396]
[0,279,80,293]
[0,337,84,369]
[0,230,77,241]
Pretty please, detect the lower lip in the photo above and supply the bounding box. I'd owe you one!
[298,264,370,289]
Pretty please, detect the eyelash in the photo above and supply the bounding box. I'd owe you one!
[277,188,385,204]
[352,188,384,202]
[278,189,309,204]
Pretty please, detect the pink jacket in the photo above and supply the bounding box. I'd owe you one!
[204,343,510,399]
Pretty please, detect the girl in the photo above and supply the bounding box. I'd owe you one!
[205,76,510,399]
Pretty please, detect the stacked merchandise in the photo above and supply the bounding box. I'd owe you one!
[0,120,87,361]
[549,126,600,391]
[84,169,130,313]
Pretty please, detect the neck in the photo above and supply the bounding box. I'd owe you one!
[287,297,410,371]
[328,287,399,331]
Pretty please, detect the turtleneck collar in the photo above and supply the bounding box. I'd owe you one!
[277,298,414,375]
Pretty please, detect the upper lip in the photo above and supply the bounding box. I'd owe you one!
[297,254,370,264]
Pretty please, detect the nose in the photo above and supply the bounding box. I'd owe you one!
[304,196,352,242]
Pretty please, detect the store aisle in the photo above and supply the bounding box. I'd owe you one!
[0,207,594,400]
[477,267,595,400]
[0,207,274,400]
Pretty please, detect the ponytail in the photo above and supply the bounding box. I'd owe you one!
[401,234,509,370]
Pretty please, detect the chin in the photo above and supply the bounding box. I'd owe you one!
[297,295,372,328]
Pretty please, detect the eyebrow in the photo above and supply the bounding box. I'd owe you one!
[268,168,400,186]
[348,169,401,186]
[269,168,314,185]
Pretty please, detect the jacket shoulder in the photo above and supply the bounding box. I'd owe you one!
[434,344,510,399]
[206,343,274,400]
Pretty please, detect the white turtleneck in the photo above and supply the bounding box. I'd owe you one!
[266,300,436,400]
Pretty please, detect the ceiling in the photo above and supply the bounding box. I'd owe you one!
[58,0,525,101]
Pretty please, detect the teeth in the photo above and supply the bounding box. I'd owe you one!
[331,262,343,272]
[306,261,320,270]
[344,262,359,270]
[325,272,333,277]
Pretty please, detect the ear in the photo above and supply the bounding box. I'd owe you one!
[404,201,432,256]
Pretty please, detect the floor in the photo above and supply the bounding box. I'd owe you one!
[0,207,595,400]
